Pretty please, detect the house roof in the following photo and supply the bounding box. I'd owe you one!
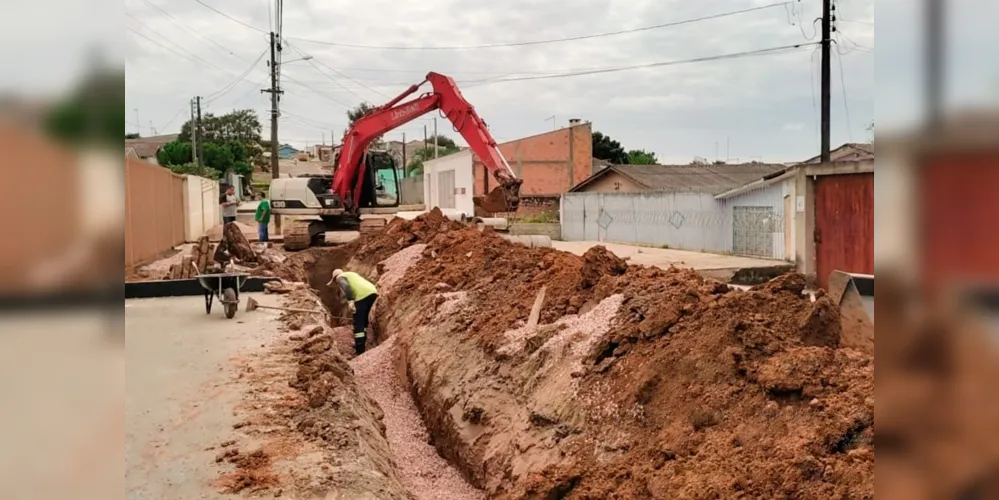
[799,142,874,164]
[124,134,177,159]
[570,162,787,195]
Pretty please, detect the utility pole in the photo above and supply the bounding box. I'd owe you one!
[149,120,157,136]
[401,132,407,177]
[190,99,199,165]
[423,124,428,152]
[433,117,439,158]
[133,108,140,135]
[926,0,943,130]
[262,31,284,231]
[195,96,204,174]
[820,0,833,163]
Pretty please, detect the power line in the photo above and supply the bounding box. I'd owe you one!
[192,0,267,33]
[839,18,874,26]
[285,41,390,100]
[835,51,853,142]
[126,12,235,74]
[139,0,243,59]
[127,25,236,76]
[461,43,817,86]
[205,50,267,103]
[288,2,791,50]
[280,72,355,108]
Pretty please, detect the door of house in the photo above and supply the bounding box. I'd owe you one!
[814,173,874,289]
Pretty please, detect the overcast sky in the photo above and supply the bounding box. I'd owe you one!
[127,0,872,164]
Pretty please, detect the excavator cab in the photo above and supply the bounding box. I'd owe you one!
[358,151,400,209]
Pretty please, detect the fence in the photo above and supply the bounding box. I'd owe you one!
[561,182,790,261]
[400,176,424,206]
[182,174,221,242]
[125,157,186,268]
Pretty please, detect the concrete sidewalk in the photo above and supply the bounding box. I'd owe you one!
[552,241,793,284]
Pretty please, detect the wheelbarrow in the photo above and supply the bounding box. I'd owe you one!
[196,272,250,319]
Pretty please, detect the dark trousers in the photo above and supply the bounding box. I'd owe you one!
[353,294,377,355]
[223,216,236,224]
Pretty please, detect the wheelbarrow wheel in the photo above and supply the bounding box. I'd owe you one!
[223,288,238,319]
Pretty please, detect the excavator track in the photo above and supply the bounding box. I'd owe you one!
[282,220,313,251]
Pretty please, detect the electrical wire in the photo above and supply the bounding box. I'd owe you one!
[288,2,791,50]
[126,12,236,74]
[192,0,267,33]
[839,18,874,26]
[835,51,854,142]
[284,42,383,101]
[140,0,243,59]
[126,25,237,77]
[460,43,817,86]
[280,73,355,108]
[205,50,267,103]
[785,0,820,41]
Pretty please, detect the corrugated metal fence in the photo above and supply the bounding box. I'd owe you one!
[561,183,789,260]
[125,157,186,267]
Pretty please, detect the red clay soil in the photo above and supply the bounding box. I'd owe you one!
[342,209,875,499]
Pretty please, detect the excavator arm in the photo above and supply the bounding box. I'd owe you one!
[333,72,522,214]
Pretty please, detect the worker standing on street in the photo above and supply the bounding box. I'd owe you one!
[327,269,378,355]
[221,185,240,224]
[254,197,271,243]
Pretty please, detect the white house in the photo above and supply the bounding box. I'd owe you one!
[422,150,475,218]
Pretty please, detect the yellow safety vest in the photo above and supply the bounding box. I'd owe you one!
[342,271,377,300]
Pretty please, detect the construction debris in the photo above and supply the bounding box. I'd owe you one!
[214,222,257,264]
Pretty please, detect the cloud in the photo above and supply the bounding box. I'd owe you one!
[122,0,876,162]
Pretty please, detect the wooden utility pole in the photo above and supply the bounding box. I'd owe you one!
[433,117,439,158]
[401,132,407,177]
[423,125,428,152]
[262,31,284,230]
[820,0,833,163]
[195,96,204,174]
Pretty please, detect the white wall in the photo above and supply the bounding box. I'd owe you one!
[423,151,474,218]
[182,175,221,241]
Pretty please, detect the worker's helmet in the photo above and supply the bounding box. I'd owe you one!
[326,269,344,286]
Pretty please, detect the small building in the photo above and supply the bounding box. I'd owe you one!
[124,133,178,165]
[277,144,301,159]
[568,162,786,194]
[422,150,474,217]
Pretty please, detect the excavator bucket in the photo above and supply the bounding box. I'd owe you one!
[827,270,874,354]
[475,186,512,214]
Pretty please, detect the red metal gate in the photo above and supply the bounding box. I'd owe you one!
[814,173,874,290]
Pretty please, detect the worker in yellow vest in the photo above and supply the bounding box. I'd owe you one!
[327,269,379,355]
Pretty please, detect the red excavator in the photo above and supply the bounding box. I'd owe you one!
[269,72,523,250]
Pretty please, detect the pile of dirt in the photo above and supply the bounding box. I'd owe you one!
[214,446,277,494]
[336,209,876,499]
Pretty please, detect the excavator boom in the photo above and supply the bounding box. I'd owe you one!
[333,72,522,214]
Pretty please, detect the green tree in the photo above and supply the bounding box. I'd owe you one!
[427,134,458,149]
[201,142,235,173]
[178,109,261,145]
[45,66,125,148]
[156,141,193,166]
[592,131,628,164]
[347,102,377,126]
[406,145,461,176]
[125,132,140,139]
[164,162,221,179]
[626,149,658,165]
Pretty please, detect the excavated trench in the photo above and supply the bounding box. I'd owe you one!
[276,209,874,500]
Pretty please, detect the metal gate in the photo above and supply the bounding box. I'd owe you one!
[732,206,779,259]
[437,170,456,209]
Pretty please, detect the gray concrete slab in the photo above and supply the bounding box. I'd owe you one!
[551,241,792,282]
[125,293,285,500]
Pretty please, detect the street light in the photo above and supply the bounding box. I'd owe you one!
[279,55,313,65]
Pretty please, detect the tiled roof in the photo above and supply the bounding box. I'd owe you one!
[571,162,786,195]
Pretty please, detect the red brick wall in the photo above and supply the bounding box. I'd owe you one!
[473,122,593,197]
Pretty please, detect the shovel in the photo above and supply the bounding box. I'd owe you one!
[245,297,321,314]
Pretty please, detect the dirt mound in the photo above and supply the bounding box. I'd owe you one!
[345,210,874,499]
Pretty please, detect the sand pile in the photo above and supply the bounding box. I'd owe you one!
[345,209,874,499]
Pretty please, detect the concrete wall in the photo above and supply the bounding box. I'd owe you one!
[562,183,794,261]
[508,222,562,240]
[424,150,474,217]
[399,176,424,205]
[125,157,186,268]
[182,175,221,242]
[571,170,646,193]
[473,122,593,199]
